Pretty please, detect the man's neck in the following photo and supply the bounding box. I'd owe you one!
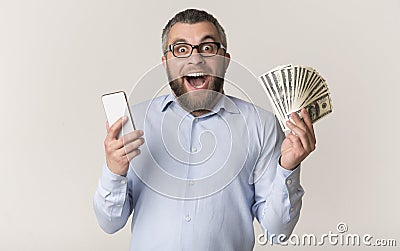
[191,109,211,117]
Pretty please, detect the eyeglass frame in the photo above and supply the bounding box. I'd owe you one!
[163,41,227,58]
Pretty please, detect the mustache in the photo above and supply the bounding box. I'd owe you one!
[167,73,225,82]
[165,66,225,82]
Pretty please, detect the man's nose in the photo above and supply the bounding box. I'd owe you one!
[187,48,205,64]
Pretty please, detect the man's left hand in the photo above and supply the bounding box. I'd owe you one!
[280,108,317,170]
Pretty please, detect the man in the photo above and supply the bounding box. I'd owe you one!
[94,9,316,251]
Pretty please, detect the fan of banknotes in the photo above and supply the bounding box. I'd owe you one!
[259,64,332,131]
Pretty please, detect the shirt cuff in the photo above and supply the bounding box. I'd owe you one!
[275,162,301,195]
[100,163,128,192]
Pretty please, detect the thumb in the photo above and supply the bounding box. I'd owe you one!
[106,121,110,132]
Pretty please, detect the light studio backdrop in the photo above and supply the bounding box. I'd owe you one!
[1,0,399,250]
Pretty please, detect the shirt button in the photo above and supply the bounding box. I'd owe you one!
[286,179,292,185]
[185,215,191,222]
[116,204,122,207]
[191,147,197,153]
[120,179,126,184]
[189,180,194,186]
[290,207,294,212]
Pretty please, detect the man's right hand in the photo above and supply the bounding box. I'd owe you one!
[104,116,145,176]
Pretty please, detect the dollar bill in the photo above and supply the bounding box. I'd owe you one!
[259,65,333,131]
[301,93,332,123]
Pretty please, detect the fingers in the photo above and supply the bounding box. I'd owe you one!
[281,109,317,170]
[121,130,144,146]
[111,137,144,165]
[300,108,316,145]
[122,132,145,161]
[288,109,316,151]
[121,137,145,156]
[105,130,144,154]
[289,110,308,133]
[105,116,127,141]
[286,120,313,153]
[104,128,145,175]
[283,133,304,154]
[125,148,141,161]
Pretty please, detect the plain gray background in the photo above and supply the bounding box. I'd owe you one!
[1,0,399,250]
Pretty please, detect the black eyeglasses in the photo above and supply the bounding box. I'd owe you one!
[164,42,226,58]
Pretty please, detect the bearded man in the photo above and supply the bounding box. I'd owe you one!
[94,9,316,251]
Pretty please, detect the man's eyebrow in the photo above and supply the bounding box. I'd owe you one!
[201,35,218,42]
[169,35,219,45]
[170,38,187,44]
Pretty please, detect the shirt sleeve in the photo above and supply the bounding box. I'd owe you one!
[93,163,134,234]
[252,116,305,244]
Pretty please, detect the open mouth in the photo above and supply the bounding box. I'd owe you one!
[184,72,210,90]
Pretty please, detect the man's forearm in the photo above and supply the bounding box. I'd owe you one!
[257,164,304,243]
[93,163,132,234]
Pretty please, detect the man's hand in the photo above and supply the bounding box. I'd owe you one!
[280,108,316,170]
[104,116,145,176]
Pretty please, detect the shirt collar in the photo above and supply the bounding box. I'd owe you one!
[160,92,176,112]
[161,92,240,114]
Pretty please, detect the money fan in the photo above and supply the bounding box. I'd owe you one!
[259,64,332,131]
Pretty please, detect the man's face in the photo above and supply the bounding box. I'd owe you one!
[162,21,230,113]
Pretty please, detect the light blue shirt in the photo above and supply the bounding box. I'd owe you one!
[94,93,304,251]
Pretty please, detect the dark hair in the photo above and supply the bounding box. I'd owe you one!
[161,9,227,54]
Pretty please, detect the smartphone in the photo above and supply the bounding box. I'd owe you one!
[102,91,135,139]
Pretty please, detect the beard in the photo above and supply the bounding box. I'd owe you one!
[167,70,225,113]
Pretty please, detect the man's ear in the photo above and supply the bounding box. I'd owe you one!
[162,55,167,69]
[224,52,231,72]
